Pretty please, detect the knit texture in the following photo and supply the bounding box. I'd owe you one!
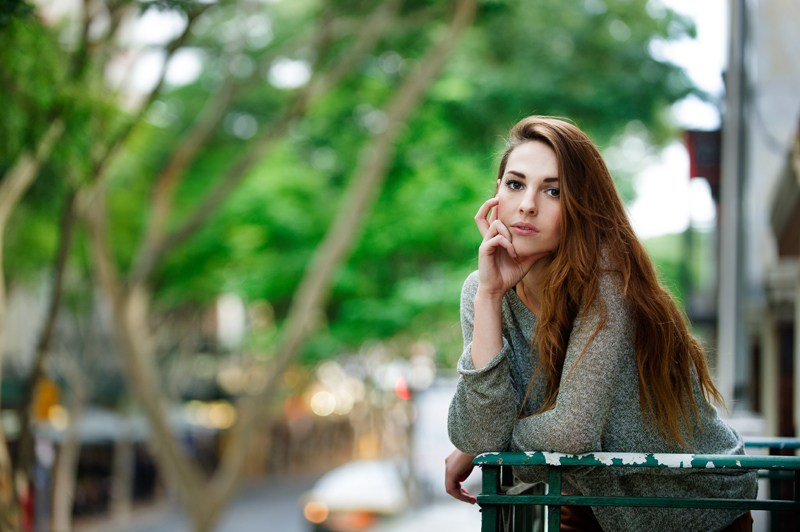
[448,270,757,532]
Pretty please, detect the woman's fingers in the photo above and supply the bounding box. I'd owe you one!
[481,219,512,245]
[474,197,499,237]
[492,219,512,242]
[482,233,516,258]
[445,482,476,505]
[444,450,477,504]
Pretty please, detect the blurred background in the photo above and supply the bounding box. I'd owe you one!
[0,0,798,531]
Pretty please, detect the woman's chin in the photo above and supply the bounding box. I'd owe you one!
[517,249,555,261]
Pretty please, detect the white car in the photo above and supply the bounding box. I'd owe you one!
[301,460,409,532]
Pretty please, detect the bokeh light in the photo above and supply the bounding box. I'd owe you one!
[303,501,329,524]
[310,391,336,416]
[47,404,69,431]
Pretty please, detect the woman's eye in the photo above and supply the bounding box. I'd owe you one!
[545,187,560,198]
[505,180,523,191]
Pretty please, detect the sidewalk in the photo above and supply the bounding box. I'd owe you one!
[74,474,320,532]
[70,471,482,532]
[371,499,482,532]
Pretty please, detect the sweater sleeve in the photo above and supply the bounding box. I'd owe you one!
[447,272,518,455]
[510,274,633,455]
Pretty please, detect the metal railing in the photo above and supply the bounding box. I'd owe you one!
[473,438,800,532]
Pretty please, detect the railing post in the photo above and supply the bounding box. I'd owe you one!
[476,447,800,532]
[482,464,500,532]
[547,467,562,532]
[769,447,781,532]
[795,469,800,510]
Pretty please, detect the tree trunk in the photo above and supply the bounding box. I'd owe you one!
[209,0,478,499]
[109,416,135,522]
[0,120,64,532]
[0,121,64,396]
[15,189,78,486]
[51,402,85,532]
[81,2,476,531]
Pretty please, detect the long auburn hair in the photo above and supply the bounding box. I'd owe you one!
[498,116,723,448]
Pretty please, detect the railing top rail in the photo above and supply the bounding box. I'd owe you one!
[473,451,800,469]
[743,436,800,449]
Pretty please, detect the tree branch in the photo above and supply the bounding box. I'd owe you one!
[0,121,64,231]
[128,76,238,284]
[82,186,209,511]
[264,0,477,405]
[131,0,405,283]
[69,0,94,80]
[209,0,478,496]
[92,4,209,182]
[0,120,64,389]
[0,117,63,532]
[307,0,403,98]
[13,189,78,479]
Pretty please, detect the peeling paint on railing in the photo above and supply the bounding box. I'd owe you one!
[473,451,800,470]
[473,441,800,530]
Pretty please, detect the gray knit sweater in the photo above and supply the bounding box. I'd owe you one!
[448,270,757,532]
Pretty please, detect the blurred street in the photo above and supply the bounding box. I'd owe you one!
[73,472,482,532]
[75,475,319,532]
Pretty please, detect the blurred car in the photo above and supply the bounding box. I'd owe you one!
[300,460,409,532]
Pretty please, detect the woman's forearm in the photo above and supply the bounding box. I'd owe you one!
[470,288,505,369]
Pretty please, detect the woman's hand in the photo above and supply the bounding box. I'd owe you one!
[474,198,541,298]
[445,449,477,504]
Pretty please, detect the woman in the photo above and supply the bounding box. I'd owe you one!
[445,116,756,531]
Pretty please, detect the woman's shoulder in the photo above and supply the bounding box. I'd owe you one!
[463,270,480,291]
[580,266,634,332]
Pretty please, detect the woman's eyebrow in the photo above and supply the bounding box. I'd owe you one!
[506,170,526,179]
[543,177,559,183]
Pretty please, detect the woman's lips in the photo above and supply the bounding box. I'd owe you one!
[510,223,538,236]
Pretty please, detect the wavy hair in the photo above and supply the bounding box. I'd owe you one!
[498,116,722,448]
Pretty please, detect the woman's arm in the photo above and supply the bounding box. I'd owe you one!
[511,274,633,454]
[470,289,505,369]
[448,272,518,454]
[470,197,545,369]
[448,198,548,455]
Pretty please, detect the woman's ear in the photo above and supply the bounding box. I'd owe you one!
[495,179,501,197]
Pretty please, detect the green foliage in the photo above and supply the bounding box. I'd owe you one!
[642,227,717,309]
[1,14,121,288]
[0,0,33,28]
[4,0,701,369]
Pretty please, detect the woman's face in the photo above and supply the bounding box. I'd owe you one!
[496,141,562,258]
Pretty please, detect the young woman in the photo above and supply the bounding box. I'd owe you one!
[445,116,756,531]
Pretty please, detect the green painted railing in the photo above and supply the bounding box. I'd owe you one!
[474,438,800,532]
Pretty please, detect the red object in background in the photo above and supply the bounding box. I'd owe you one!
[684,129,721,186]
[325,511,377,531]
[395,376,410,401]
[18,477,33,532]
[282,394,308,420]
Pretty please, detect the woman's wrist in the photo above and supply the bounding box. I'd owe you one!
[471,290,505,369]
[474,285,506,306]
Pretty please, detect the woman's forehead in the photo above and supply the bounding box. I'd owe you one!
[505,141,559,177]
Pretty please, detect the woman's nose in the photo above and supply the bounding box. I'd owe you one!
[519,193,537,214]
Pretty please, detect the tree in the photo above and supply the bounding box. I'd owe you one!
[0,0,697,529]
[3,0,477,529]
[143,0,696,368]
[0,121,63,531]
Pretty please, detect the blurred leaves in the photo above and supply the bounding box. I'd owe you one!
[3,0,698,369]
